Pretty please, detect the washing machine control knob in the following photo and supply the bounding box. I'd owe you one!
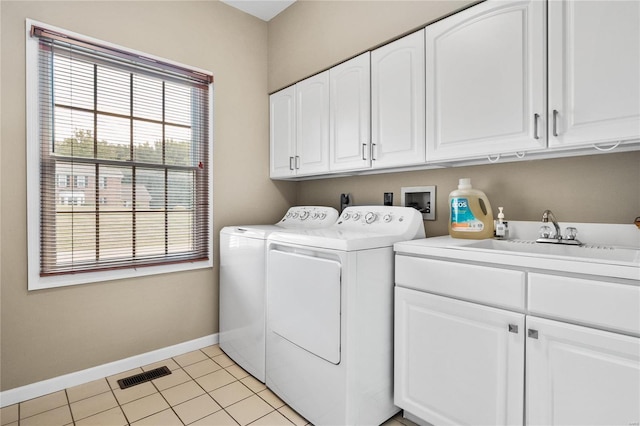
[291,212,299,219]
[343,212,351,220]
[352,212,361,221]
[300,211,309,220]
[365,212,377,224]
[319,212,327,220]
[383,214,392,223]
[311,212,319,219]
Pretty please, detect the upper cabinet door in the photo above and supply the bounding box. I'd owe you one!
[270,86,296,178]
[548,0,640,149]
[330,53,371,172]
[371,30,426,168]
[296,71,330,176]
[425,0,546,162]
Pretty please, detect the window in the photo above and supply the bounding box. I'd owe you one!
[27,20,213,290]
[74,175,86,188]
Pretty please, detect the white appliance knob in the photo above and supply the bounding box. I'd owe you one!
[383,214,392,223]
[352,212,361,221]
[319,212,327,220]
[300,211,309,220]
[311,212,319,219]
[285,212,292,218]
[291,212,299,219]
[343,212,351,220]
[365,212,376,224]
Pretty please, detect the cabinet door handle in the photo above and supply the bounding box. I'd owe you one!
[528,329,539,339]
[362,143,367,160]
[552,110,559,137]
[508,324,519,334]
[289,156,294,171]
[295,156,300,169]
[534,113,540,140]
[371,143,377,161]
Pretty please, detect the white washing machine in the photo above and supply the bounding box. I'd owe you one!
[219,206,339,383]
[265,206,425,426]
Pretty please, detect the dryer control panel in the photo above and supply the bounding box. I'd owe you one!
[336,206,425,238]
[277,206,339,229]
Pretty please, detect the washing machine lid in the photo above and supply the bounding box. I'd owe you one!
[220,224,284,240]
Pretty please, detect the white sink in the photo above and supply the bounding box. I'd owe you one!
[458,239,640,266]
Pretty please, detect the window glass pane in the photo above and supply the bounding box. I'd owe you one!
[97,66,130,115]
[98,166,128,209]
[133,120,162,164]
[136,212,166,258]
[98,211,133,260]
[165,82,191,126]
[55,211,97,264]
[136,168,165,210]
[53,54,94,110]
[96,114,130,160]
[168,170,193,210]
[54,108,94,158]
[133,75,162,121]
[165,125,192,167]
[168,211,193,254]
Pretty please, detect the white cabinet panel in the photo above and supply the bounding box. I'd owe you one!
[425,0,546,161]
[330,53,371,172]
[269,86,296,178]
[296,71,330,176]
[526,316,640,425]
[372,30,426,168]
[395,287,525,426]
[548,0,640,148]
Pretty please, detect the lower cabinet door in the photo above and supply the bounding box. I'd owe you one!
[394,287,525,425]
[526,316,640,426]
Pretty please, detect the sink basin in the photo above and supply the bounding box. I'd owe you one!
[458,239,640,266]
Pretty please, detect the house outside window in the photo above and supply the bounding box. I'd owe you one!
[27,20,213,290]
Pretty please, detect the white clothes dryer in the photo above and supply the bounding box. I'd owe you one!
[219,206,338,383]
[265,206,425,426]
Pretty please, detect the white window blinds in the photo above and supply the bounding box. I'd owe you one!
[30,24,212,278]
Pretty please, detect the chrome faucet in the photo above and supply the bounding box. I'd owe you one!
[541,209,561,239]
[536,209,582,245]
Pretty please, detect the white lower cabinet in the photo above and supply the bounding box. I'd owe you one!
[395,287,525,426]
[394,254,640,426]
[526,316,640,426]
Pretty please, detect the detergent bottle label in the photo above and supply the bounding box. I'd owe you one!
[450,198,484,232]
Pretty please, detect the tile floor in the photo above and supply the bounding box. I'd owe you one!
[0,345,415,426]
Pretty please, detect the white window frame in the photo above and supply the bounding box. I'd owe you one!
[26,19,214,291]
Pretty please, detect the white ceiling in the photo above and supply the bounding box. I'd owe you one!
[221,0,297,21]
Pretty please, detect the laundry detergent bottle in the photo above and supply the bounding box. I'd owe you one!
[448,178,494,239]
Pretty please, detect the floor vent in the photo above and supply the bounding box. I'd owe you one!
[117,366,171,389]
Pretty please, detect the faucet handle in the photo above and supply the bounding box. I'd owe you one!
[564,227,578,240]
[539,225,552,239]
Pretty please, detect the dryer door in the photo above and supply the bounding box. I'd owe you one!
[268,250,341,364]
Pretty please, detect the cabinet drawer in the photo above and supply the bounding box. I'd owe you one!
[395,255,525,311]
[528,273,640,335]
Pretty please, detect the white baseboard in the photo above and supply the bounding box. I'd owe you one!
[0,333,218,408]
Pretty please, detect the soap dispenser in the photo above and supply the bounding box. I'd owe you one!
[494,207,509,239]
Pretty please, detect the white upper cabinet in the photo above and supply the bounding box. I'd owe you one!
[296,71,330,176]
[371,30,426,168]
[548,0,640,149]
[270,86,296,178]
[329,53,371,172]
[270,72,330,178]
[425,0,547,162]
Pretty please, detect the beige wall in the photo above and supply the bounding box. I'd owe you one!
[0,1,295,391]
[269,0,640,235]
